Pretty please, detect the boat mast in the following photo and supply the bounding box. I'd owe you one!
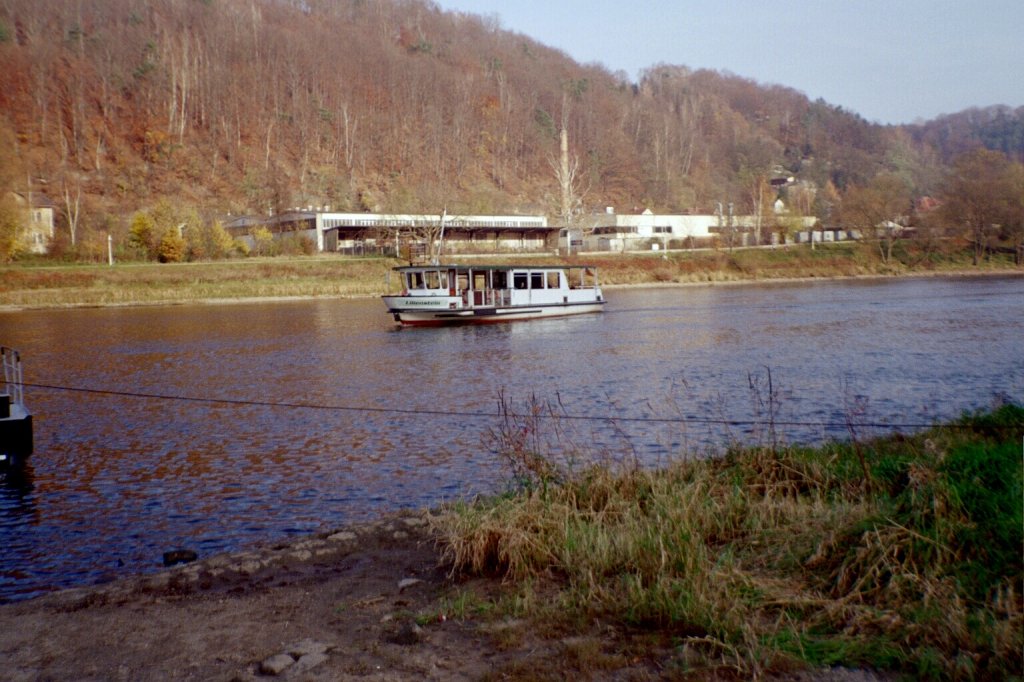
[432,207,447,265]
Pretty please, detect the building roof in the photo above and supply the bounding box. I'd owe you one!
[10,191,55,208]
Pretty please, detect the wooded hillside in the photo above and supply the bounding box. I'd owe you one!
[0,0,1020,249]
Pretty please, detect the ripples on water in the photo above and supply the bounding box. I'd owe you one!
[1,275,1022,601]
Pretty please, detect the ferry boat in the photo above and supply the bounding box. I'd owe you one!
[382,264,606,326]
[0,347,32,468]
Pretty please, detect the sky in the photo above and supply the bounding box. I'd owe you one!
[433,0,1023,125]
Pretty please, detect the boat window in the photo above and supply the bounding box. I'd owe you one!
[423,270,446,289]
[473,272,487,290]
[513,273,528,290]
[407,272,425,290]
[457,273,470,290]
[530,273,544,289]
[546,271,561,289]
[493,271,508,289]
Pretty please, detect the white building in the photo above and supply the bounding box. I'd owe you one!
[582,207,818,251]
[225,210,551,255]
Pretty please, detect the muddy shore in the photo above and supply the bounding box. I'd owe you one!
[0,511,513,681]
[0,509,895,681]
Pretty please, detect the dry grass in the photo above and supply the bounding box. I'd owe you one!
[430,400,1024,679]
[0,256,394,308]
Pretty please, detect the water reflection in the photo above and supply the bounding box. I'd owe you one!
[0,464,35,521]
[0,275,1021,601]
[0,464,38,598]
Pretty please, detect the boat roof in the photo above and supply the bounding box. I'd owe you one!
[392,263,599,272]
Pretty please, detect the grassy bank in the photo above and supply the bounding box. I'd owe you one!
[1,241,1020,309]
[429,404,1023,679]
[0,256,394,308]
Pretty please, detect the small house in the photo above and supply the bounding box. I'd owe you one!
[10,192,55,254]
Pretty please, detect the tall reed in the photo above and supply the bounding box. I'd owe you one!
[430,397,1023,678]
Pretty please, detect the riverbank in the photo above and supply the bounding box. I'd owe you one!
[1,406,1019,680]
[1,242,1020,311]
[0,512,890,682]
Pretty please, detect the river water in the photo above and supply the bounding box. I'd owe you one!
[1,274,1021,602]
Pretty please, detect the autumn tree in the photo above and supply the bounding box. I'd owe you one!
[813,180,842,244]
[1004,162,1024,264]
[840,173,912,263]
[938,149,1022,265]
[250,226,275,257]
[738,170,774,245]
[0,194,25,262]
[128,199,207,261]
[157,227,186,263]
[129,211,164,260]
[0,118,27,261]
[200,220,238,260]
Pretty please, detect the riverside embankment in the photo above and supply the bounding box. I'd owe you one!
[1,242,1019,310]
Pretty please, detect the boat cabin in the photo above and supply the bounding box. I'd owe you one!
[395,264,600,307]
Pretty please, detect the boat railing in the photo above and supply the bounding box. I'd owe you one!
[463,289,510,307]
[1,347,25,408]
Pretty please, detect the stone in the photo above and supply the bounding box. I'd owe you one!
[259,654,295,676]
[328,531,357,542]
[142,573,170,591]
[238,560,262,574]
[205,555,229,569]
[287,639,329,658]
[385,621,423,646]
[162,549,198,566]
[290,652,329,674]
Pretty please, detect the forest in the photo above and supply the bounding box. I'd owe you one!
[0,0,1021,261]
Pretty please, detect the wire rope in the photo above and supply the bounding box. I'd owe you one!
[19,380,966,431]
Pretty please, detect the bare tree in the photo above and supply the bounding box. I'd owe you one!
[840,173,912,263]
[551,127,584,227]
[938,149,1021,265]
[61,176,82,247]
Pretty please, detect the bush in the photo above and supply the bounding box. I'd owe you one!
[250,226,275,256]
[157,229,186,263]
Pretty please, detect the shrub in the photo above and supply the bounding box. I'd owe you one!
[157,229,186,263]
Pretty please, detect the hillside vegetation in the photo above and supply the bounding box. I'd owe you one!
[0,0,1021,262]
